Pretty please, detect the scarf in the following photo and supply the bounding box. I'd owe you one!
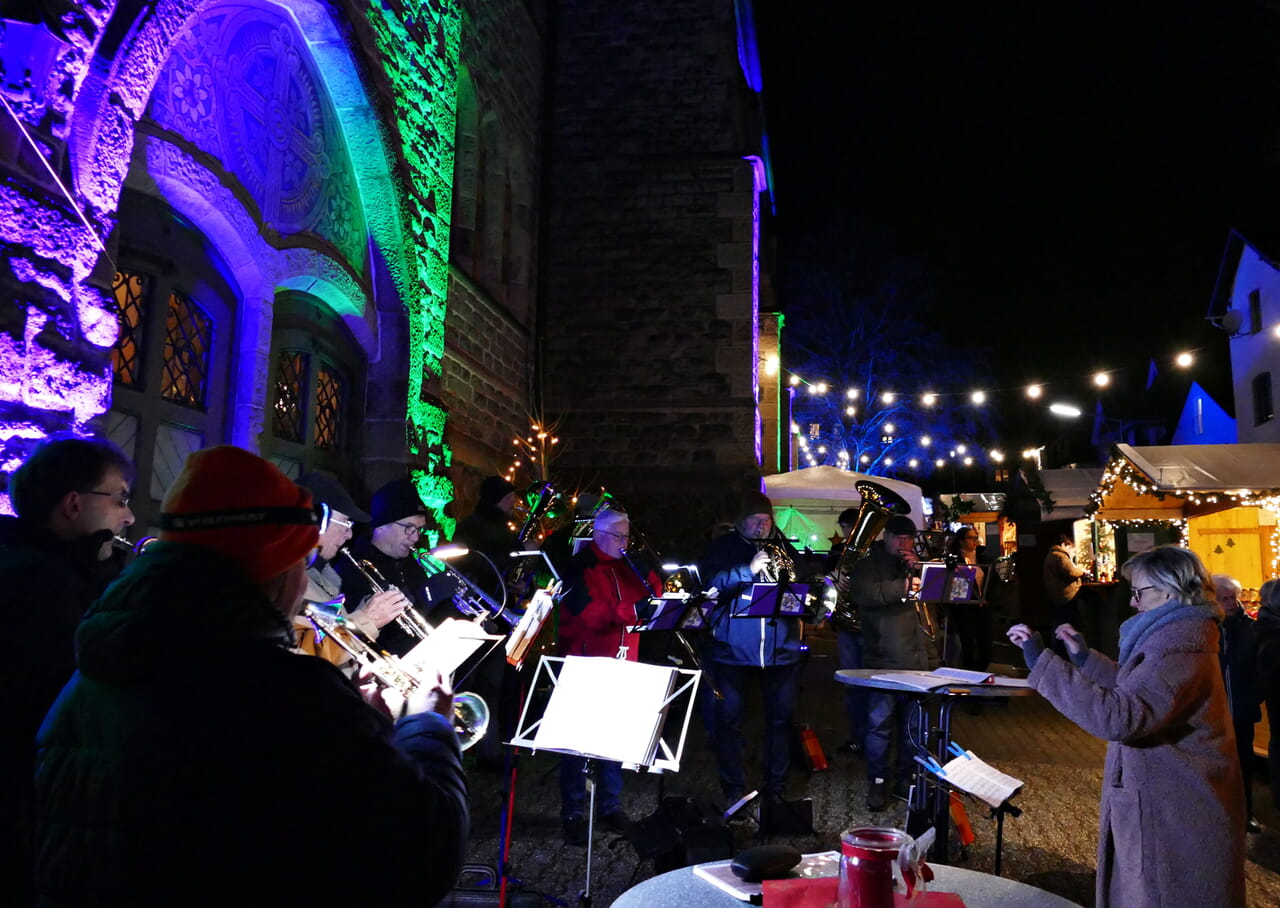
[1118,599,1212,664]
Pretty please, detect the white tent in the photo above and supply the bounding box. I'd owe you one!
[764,466,927,552]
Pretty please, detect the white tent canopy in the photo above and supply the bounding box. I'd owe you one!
[764,466,927,552]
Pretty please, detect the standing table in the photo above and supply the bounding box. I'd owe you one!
[834,669,1036,866]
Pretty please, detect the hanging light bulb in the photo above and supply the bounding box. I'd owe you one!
[970,390,986,405]
[881,391,895,405]
[846,387,859,400]
[1093,372,1110,388]
[921,392,937,407]
[1026,383,1043,399]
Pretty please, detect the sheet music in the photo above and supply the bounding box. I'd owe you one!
[534,656,677,765]
[941,753,1024,808]
[401,618,500,679]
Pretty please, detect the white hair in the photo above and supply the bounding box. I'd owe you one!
[593,508,628,531]
[1212,574,1242,594]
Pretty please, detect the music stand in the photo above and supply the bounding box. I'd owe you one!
[511,655,700,907]
[917,562,987,665]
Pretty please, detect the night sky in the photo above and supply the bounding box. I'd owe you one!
[756,1,1278,451]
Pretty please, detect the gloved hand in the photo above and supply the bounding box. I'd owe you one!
[1006,623,1045,670]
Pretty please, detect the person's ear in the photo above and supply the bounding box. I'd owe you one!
[56,490,84,522]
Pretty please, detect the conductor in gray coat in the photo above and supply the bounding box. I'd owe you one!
[1009,545,1245,908]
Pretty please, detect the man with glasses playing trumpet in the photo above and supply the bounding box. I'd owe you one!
[293,472,412,666]
[336,477,446,656]
[0,434,135,900]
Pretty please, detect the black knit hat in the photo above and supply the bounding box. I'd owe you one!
[885,515,918,536]
[296,472,370,523]
[738,489,774,520]
[370,478,428,527]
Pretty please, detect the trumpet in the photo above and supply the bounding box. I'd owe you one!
[338,548,435,640]
[303,605,489,750]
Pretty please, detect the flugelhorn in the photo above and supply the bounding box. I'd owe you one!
[414,547,522,629]
[829,480,912,633]
[303,605,489,750]
[338,548,435,640]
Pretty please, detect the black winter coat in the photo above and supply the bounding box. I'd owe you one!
[35,542,468,906]
[0,517,120,899]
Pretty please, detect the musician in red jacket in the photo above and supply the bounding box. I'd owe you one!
[556,507,662,844]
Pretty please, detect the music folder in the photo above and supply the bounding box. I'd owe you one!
[733,582,810,617]
[917,562,986,604]
[630,593,709,632]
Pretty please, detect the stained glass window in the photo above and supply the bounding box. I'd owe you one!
[160,291,213,408]
[314,363,345,450]
[273,350,308,442]
[111,270,148,387]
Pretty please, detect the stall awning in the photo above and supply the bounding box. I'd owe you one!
[1090,443,1280,521]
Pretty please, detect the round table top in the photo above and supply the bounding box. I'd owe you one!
[834,669,1037,699]
[611,861,1083,907]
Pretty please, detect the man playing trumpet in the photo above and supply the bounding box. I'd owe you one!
[293,472,412,665]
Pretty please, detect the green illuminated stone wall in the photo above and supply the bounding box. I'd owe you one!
[361,0,463,542]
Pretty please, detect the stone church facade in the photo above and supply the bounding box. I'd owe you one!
[0,0,775,554]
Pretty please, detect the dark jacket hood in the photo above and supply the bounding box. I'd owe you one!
[76,541,293,684]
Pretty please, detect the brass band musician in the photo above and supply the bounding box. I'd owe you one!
[294,472,411,665]
[824,506,867,757]
[844,513,925,812]
[335,478,447,656]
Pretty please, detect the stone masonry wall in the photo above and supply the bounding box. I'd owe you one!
[542,0,765,555]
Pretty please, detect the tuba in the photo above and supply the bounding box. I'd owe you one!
[505,481,562,595]
[829,480,912,633]
[303,605,490,750]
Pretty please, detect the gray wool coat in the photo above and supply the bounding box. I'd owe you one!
[1029,611,1246,908]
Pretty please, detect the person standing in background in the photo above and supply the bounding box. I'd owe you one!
[1215,573,1263,834]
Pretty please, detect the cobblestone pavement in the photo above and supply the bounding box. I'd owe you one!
[459,629,1280,907]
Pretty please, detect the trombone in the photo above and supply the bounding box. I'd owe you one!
[303,605,490,750]
[338,548,436,640]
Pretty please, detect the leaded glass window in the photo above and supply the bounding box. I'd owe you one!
[273,350,309,442]
[314,363,345,450]
[111,270,148,387]
[160,291,213,408]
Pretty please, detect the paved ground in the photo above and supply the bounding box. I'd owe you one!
[458,628,1280,907]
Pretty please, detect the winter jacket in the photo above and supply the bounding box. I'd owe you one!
[557,542,660,660]
[1222,609,1261,724]
[0,517,121,899]
[1043,544,1085,605]
[847,540,928,670]
[1029,605,1245,908]
[34,541,468,907]
[700,531,803,668]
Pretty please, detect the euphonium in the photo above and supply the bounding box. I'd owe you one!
[505,481,561,595]
[303,605,490,750]
[338,548,436,640]
[830,480,912,634]
[751,536,796,583]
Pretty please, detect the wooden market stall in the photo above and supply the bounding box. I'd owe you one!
[1090,442,1280,758]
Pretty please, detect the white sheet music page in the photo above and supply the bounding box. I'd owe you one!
[534,656,676,764]
[942,753,1024,808]
[401,618,500,679]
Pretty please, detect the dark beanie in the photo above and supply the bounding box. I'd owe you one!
[370,478,428,527]
[478,476,516,507]
[885,515,918,536]
[296,472,370,523]
[738,489,774,520]
[159,446,319,582]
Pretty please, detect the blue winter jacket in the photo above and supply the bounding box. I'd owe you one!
[700,531,804,667]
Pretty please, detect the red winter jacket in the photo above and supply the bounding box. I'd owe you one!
[557,543,661,661]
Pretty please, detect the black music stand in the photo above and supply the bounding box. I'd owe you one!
[511,655,700,907]
[917,562,987,665]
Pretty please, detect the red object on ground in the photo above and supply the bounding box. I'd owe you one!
[949,791,976,847]
[800,725,829,772]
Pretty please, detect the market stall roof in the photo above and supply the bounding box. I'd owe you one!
[1039,468,1104,520]
[1090,443,1280,521]
[764,466,927,526]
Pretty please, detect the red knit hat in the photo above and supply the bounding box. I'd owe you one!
[159,446,320,581]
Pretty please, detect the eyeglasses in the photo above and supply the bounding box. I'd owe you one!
[597,529,630,540]
[1130,586,1155,601]
[79,489,131,508]
[328,515,353,530]
[393,520,426,537]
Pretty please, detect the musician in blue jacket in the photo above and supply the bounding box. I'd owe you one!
[701,490,803,824]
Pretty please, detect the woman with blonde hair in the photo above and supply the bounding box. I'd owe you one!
[1008,545,1245,908]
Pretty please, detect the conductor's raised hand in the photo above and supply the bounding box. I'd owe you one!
[1006,623,1035,645]
[1055,623,1087,656]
